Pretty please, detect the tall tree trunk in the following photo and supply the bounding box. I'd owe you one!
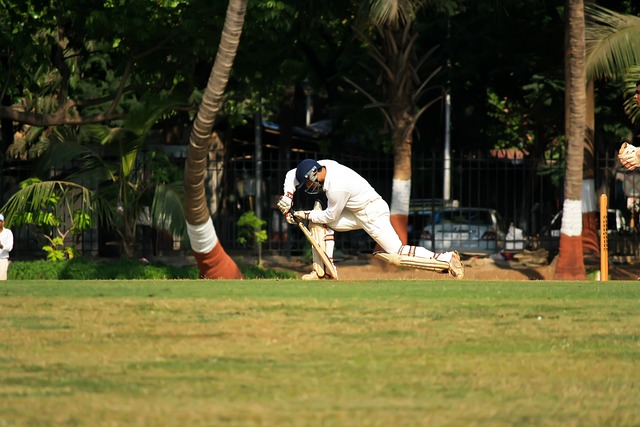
[390,112,413,245]
[555,0,587,280]
[183,0,247,279]
[582,79,599,257]
[383,24,417,246]
[353,4,441,249]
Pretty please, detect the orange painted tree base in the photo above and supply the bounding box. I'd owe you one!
[390,213,408,245]
[193,243,243,279]
[554,234,587,280]
[582,211,599,256]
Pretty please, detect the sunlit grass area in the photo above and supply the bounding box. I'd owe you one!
[1,280,639,427]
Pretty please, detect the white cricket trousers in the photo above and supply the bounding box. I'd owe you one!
[0,258,9,280]
[326,198,439,258]
[326,198,450,260]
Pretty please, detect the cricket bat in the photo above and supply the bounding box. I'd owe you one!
[297,220,339,279]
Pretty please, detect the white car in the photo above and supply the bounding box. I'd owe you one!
[418,207,507,256]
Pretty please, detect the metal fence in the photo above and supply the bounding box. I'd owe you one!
[4,146,640,261]
[216,148,640,260]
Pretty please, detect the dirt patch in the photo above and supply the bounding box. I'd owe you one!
[258,252,640,281]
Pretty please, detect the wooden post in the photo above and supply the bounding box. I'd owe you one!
[599,194,609,281]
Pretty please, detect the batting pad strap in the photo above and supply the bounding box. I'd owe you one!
[374,252,450,272]
[187,218,218,254]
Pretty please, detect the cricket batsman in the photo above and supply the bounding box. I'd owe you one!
[277,159,465,280]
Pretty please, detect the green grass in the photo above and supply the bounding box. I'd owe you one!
[0,279,639,427]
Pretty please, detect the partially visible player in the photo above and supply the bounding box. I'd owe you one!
[277,159,464,280]
[0,214,13,280]
[618,80,640,170]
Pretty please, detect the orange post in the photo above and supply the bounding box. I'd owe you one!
[599,194,609,281]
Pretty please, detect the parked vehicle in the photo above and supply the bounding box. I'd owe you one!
[407,199,444,245]
[418,207,507,256]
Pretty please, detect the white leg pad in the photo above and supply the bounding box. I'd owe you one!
[310,221,326,277]
[373,245,450,273]
[308,200,337,279]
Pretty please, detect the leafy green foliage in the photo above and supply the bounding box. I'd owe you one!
[42,237,79,262]
[8,260,67,280]
[236,211,268,246]
[6,177,93,261]
[486,89,534,151]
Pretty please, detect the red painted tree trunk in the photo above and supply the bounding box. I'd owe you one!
[390,214,408,245]
[193,243,243,279]
[554,234,587,280]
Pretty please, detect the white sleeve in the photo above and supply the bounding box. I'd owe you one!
[308,191,349,224]
[1,230,13,254]
[283,168,298,195]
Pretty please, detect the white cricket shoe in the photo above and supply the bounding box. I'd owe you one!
[302,271,322,280]
[301,268,337,281]
[448,251,465,279]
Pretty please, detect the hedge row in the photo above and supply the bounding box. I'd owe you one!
[8,258,298,280]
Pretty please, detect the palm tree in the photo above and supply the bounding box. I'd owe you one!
[585,4,640,122]
[182,0,248,279]
[2,119,186,259]
[346,0,446,244]
[555,0,587,280]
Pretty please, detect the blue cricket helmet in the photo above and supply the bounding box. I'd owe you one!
[295,159,322,191]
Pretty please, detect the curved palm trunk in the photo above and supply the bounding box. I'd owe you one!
[184,0,247,279]
[555,0,587,280]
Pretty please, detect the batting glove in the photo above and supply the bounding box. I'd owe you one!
[619,142,640,171]
[285,212,296,225]
[293,210,310,221]
[277,192,293,214]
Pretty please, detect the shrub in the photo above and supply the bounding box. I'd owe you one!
[59,257,101,280]
[8,257,295,280]
[9,260,66,280]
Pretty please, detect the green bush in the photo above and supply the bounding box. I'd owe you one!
[59,257,101,280]
[7,257,294,280]
[9,260,66,280]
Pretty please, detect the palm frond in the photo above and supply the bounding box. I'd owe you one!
[151,182,186,240]
[622,67,640,124]
[361,0,425,27]
[2,181,92,225]
[343,77,394,128]
[585,4,640,80]
[34,140,95,178]
[124,96,186,137]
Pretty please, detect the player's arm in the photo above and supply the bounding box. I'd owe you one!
[278,168,298,214]
[282,168,298,196]
[278,168,299,224]
[307,191,349,224]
